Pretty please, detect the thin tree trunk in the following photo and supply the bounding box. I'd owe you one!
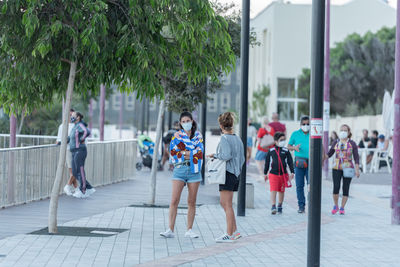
[149,98,165,205]
[7,112,17,204]
[89,97,93,130]
[99,84,106,141]
[17,111,26,135]
[48,60,77,233]
[10,113,16,147]
[119,93,124,139]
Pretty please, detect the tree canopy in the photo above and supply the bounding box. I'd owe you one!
[298,26,394,116]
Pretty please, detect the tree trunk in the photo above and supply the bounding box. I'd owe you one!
[17,112,25,135]
[10,113,16,147]
[119,93,124,139]
[48,60,77,233]
[89,97,93,130]
[7,112,17,204]
[99,84,106,141]
[149,98,165,205]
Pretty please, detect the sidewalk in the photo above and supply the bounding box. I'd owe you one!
[0,164,399,266]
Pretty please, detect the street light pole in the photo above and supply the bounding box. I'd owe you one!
[201,81,207,185]
[308,0,325,266]
[323,0,330,180]
[392,0,400,225]
[238,0,250,217]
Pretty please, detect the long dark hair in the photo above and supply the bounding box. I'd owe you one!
[179,111,197,139]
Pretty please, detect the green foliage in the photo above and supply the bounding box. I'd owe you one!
[251,84,270,118]
[297,26,395,116]
[0,0,235,115]
[297,68,310,116]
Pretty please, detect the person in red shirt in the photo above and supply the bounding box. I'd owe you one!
[255,117,275,180]
[269,113,286,135]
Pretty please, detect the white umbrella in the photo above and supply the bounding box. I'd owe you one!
[382,90,392,137]
[390,89,396,136]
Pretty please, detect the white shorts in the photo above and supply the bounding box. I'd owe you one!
[66,149,73,169]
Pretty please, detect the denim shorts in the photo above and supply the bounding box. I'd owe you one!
[172,165,202,183]
[247,137,253,148]
[255,150,268,161]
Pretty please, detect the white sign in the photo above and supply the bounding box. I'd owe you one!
[311,118,323,139]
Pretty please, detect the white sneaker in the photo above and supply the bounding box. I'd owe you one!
[85,188,96,197]
[63,185,74,196]
[160,229,174,238]
[72,190,84,199]
[215,234,235,243]
[185,229,199,238]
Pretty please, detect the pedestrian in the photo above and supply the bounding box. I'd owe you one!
[264,132,294,215]
[160,111,203,239]
[161,121,180,171]
[269,112,286,135]
[246,118,257,166]
[57,108,78,196]
[325,124,360,215]
[287,116,310,213]
[255,117,275,180]
[68,111,95,198]
[207,112,245,242]
[358,129,370,148]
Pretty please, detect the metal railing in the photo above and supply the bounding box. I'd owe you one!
[0,134,99,148]
[0,139,137,208]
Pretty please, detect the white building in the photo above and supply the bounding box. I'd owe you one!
[249,0,396,121]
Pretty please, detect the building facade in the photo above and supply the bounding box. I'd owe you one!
[249,0,396,122]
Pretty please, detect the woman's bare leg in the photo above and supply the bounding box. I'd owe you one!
[169,180,185,231]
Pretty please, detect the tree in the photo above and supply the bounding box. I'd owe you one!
[251,84,270,119]
[1,0,235,228]
[297,26,395,116]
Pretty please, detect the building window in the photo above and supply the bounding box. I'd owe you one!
[236,94,240,112]
[278,101,295,121]
[207,94,218,112]
[278,78,295,98]
[149,100,157,111]
[220,93,231,112]
[125,94,135,111]
[112,94,121,111]
[236,67,241,86]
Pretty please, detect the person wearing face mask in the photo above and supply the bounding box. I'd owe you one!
[288,116,310,213]
[160,111,204,239]
[264,132,294,215]
[68,111,95,198]
[207,112,245,242]
[255,117,275,180]
[325,124,360,215]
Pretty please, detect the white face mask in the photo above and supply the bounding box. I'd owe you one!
[301,125,310,132]
[278,140,286,147]
[181,122,192,131]
[339,131,348,139]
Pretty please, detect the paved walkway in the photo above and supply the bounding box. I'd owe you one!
[0,163,399,266]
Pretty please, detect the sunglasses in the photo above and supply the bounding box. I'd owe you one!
[302,123,310,126]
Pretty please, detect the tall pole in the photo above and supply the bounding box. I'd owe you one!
[238,0,250,217]
[88,97,93,130]
[308,0,325,266]
[99,84,106,141]
[119,93,124,139]
[146,99,150,134]
[201,81,207,185]
[141,100,146,134]
[323,0,330,180]
[392,0,400,225]
[168,111,172,130]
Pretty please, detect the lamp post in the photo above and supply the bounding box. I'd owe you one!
[238,0,250,217]
[323,0,330,180]
[308,0,325,266]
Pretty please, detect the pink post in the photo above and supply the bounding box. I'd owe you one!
[10,113,16,148]
[99,84,106,141]
[89,98,93,130]
[119,93,123,139]
[323,0,330,179]
[392,0,400,225]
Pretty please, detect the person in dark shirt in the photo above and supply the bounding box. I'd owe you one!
[264,132,294,215]
[358,129,370,148]
[367,130,379,164]
[161,121,180,170]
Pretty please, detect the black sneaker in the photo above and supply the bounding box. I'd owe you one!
[277,205,283,214]
[298,207,305,213]
[271,206,277,215]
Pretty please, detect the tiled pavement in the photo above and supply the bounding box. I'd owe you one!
[0,164,399,267]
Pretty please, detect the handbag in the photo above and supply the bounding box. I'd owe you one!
[295,157,308,169]
[260,133,274,149]
[343,167,355,178]
[276,149,292,188]
[206,158,226,184]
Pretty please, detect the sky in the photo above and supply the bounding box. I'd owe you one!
[216,0,397,18]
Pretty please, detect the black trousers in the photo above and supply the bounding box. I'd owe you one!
[332,169,352,197]
[72,147,93,192]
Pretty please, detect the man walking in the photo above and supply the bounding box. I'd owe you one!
[288,116,310,213]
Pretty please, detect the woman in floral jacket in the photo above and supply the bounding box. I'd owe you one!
[160,111,204,239]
